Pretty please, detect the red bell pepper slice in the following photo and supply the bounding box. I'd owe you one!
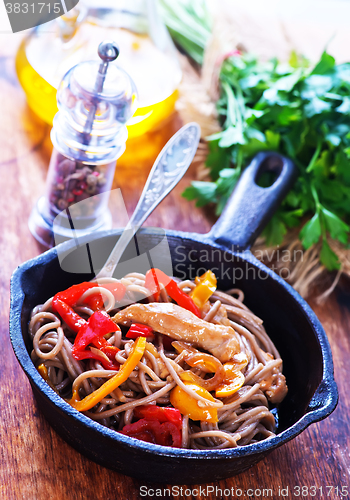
[126,323,154,340]
[134,405,182,430]
[84,282,127,311]
[145,268,201,318]
[52,298,86,333]
[83,295,103,312]
[122,429,156,444]
[54,281,127,311]
[101,282,127,300]
[120,418,182,447]
[90,336,110,351]
[54,282,97,307]
[72,311,118,355]
[73,350,119,371]
[157,421,182,447]
[144,268,164,301]
[91,338,120,360]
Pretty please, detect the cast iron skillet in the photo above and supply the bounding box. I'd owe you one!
[10,151,338,484]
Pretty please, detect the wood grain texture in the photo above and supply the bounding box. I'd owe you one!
[0,31,349,500]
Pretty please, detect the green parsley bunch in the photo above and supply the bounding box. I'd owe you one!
[160,0,350,270]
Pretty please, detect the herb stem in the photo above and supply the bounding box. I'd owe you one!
[306,139,322,173]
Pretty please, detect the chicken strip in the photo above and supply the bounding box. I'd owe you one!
[113,302,240,362]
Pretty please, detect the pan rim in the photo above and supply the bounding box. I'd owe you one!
[9,228,338,460]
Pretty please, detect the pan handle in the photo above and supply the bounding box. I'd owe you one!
[306,376,338,415]
[206,151,297,251]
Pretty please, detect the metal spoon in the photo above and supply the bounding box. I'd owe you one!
[95,122,201,280]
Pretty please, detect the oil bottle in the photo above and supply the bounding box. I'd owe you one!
[16,0,182,140]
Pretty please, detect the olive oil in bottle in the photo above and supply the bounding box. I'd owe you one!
[16,1,182,139]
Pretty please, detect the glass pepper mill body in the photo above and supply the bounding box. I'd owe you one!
[29,41,137,247]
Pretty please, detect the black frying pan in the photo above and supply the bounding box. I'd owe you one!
[10,151,338,484]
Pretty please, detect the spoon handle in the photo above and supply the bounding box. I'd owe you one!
[96,122,201,279]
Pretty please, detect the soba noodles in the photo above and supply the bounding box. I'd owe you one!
[29,270,287,449]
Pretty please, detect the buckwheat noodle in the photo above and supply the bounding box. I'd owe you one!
[29,272,287,449]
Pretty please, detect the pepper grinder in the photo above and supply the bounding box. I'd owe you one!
[29,40,138,248]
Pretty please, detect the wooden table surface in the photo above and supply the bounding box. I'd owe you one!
[1,32,350,500]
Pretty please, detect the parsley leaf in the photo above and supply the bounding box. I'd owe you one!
[300,213,322,249]
[321,207,349,244]
[263,216,287,246]
[320,239,340,270]
[182,182,217,207]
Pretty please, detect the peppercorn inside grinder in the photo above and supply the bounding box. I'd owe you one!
[29,41,138,248]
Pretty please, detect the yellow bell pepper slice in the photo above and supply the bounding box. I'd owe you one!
[69,336,146,412]
[215,371,245,398]
[186,353,220,373]
[179,371,197,384]
[190,270,217,309]
[38,363,59,393]
[222,356,248,380]
[170,382,218,423]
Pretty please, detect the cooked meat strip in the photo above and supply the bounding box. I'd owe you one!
[113,302,240,362]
